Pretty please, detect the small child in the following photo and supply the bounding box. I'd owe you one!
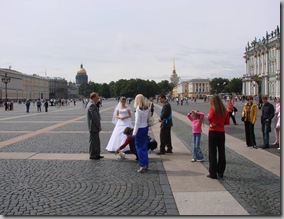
[187,110,205,162]
[115,127,138,160]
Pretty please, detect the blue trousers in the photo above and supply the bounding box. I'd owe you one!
[192,133,204,160]
[135,127,149,167]
[261,121,271,147]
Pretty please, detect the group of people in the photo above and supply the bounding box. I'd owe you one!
[86,92,280,179]
[86,92,172,173]
[242,95,280,150]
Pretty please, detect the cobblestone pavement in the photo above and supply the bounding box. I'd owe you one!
[0,100,281,216]
[155,99,281,215]
[0,102,177,216]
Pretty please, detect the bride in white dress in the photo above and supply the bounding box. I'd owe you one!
[106,97,133,152]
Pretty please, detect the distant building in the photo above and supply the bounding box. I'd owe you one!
[172,78,210,98]
[67,82,80,99]
[0,68,49,101]
[170,59,179,86]
[242,25,280,97]
[188,78,210,98]
[176,81,188,97]
[49,77,68,99]
[75,64,88,85]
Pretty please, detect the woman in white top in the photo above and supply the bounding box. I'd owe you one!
[106,97,133,152]
[133,94,150,173]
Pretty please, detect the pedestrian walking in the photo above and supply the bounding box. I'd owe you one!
[36,99,42,113]
[156,94,173,155]
[187,110,205,162]
[273,96,280,146]
[132,94,150,173]
[226,96,238,125]
[87,92,104,160]
[207,94,230,179]
[25,99,31,113]
[44,100,49,112]
[261,96,275,149]
[241,96,257,148]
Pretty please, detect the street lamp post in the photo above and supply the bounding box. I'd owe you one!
[1,73,11,110]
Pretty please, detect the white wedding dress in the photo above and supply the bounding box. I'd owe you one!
[106,108,133,152]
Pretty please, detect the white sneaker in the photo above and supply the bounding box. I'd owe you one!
[119,151,125,159]
[278,147,280,150]
[191,159,196,162]
[197,159,205,162]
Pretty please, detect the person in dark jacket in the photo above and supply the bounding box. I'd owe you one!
[44,100,49,112]
[261,96,275,149]
[87,92,104,160]
[156,94,173,155]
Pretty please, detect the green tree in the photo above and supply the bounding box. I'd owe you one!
[157,80,174,95]
[78,83,90,97]
[228,78,242,94]
[210,78,230,94]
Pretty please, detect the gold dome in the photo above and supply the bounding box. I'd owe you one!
[77,64,87,74]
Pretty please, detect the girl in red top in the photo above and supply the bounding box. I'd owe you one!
[207,95,230,179]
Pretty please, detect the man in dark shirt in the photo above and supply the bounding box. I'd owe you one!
[261,96,275,149]
[156,94,173,155]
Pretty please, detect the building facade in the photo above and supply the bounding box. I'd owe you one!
[188,78,211,98]
[0,68,49,101]
[49,77,68,99]
[173,78,211,98]
[242,25,280,98]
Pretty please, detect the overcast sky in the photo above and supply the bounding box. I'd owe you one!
[0,0,280,84]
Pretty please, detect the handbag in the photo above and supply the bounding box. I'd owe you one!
[147,117,155,127]
[233,107,238,112]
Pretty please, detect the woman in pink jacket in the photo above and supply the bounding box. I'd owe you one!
[187,110,205,162]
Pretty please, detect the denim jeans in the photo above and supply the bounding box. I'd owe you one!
[192,133,204,160]
[261,121,270,147]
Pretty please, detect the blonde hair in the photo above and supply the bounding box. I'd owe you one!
[209,95,227,117]
[134,94,148,110]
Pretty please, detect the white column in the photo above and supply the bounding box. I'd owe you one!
[264,77,268,96]
[265,51,269,76]
[247,81,251,96]
[262,53,264,75]
[254,55,257,76]
[257,54,260,75]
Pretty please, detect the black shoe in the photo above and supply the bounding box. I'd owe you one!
[156,151,165,155]
[262,145,269,149]
[218,173,224,178]
[90,155,104,160]
[207,174,217,179]
[166,150,173,153]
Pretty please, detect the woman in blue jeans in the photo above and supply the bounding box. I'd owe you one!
[132,94,150,173]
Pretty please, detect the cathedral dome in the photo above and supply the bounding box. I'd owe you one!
[77,64,87,74]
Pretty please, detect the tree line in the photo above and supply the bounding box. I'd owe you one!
[78,79,174,98]
[78,77,242,98]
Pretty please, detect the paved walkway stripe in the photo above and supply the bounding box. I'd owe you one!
[0,106,114,149]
